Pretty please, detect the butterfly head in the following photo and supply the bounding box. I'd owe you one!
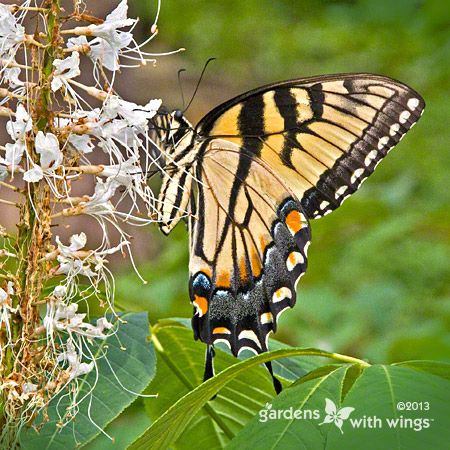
[172,109,184,120]
[164,109,193,146]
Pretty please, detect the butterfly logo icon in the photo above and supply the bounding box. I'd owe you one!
[319,398,355,434]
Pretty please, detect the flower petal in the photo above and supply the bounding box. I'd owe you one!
[23,165,43,182]
[35,131,62,169]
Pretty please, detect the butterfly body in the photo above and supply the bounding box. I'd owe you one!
[153,73,424,386]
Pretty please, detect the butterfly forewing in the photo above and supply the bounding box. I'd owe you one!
[196,73,425,219]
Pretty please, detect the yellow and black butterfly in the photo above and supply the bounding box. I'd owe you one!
[152,73,424,392]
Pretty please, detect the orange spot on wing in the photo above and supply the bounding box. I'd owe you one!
[286,210,302,234]
[213,327,231,334]
[200,267,212,278]
[193,295,208,316]
[239,257,248,283]
[216,271,231,288]
[251,250,262,278]
[288,252,297,266]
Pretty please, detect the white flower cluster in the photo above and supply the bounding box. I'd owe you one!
[0,0,174,427]
[0,4,25,62]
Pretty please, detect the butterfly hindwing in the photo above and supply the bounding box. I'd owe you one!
[189,139,310,355]
[196,73,425,219]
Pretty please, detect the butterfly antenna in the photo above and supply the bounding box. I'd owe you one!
[183,57,216,114]
[177,68,187,110]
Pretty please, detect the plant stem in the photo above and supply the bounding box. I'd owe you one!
[1,0,61,429]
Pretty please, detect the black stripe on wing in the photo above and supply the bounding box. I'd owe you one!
[196,73,425,220]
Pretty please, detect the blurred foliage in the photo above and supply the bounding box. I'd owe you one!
[121,0,450,364]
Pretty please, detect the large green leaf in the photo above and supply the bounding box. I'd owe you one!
[20,312,156,450]
[227,365,351,449]
[228,364,450,450]
[145,322,276,450]
[143,320,331,449]
[393,360,450,380]
[128,346,365,450]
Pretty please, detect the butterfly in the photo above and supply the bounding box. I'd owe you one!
[152,73,424,392]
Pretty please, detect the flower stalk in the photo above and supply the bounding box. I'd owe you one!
[6,2,60,410]
[0,0,179,444]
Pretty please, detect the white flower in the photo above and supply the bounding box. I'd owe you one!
[53,285,67,299]
[99,156,141,187]
[56,232,87,257]
[68,34,126,72]
[6,103,31,141]
[49,301,113,340]
[86,0,135,46]
[81,177,120,215]
[70,361,95,379]
[96,317,114,333]
[35,131,63,170]
[103,96,161,129]
[0,5,25,58]
[90,37,125,71]
[2,67,23,88]
[2,140,25,166]
[6,281,14,295]
[98,119,131,143]
[23,165,43,183]
[24,132,63,182]
[0,283,17,338]
[67,35,88,48]
[319,398,355,434]
[57,339,94,380]
[56,255,96,278]
[65,2,137,73]
[51,51,80,92]
[68,133,94,154]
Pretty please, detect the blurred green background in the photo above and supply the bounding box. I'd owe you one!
[117,0,449,364]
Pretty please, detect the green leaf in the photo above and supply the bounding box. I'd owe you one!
[20,312,156,450]
[84,400,151,450]
[393,360,450,380]
[326,366,450,450]
[227,365,351,449]
[267,338,330,381]
[290,364,343,386]
[228,365,450,450]
[153,317,326,381]
[144,323,276,450]
[128,346,365,450]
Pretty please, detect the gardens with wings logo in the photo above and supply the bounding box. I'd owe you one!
[258,398,434,433]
